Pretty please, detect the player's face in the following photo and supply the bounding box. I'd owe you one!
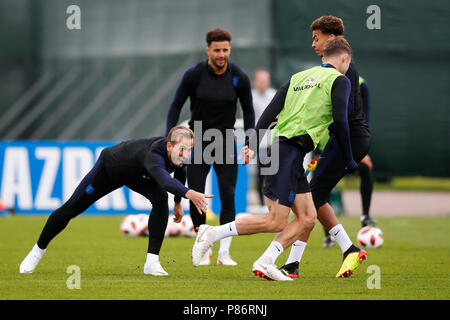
[252,70,271,94]
[168,136,193,167]
[312,30,335,57]
[206,41,231,73]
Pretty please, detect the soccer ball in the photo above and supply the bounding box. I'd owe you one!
[164,215,196,237]
[164,215,183,237]
[135,214,149,236]
[120,214,148,237]
[180,215,196,237]
[356,226,384,248]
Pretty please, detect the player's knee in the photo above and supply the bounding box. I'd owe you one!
[59,202,81,220]
[304,211,317,230]
[267,215,288,233]
[270,222,287,233]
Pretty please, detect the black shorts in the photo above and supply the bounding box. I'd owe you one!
[263,139,310,207]
[311,133,371,209]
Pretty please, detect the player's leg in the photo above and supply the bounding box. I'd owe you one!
[256,146,270,213]
[187,161,211,230]
[279,136,364,277]
[358,155,376,227]
[252,191,316,281]
[322,225,335,248]
[191,139,300,267]
[274,192,316,278]
[145,189,170,275]
[279,138,344,274]
[20,153,119,273]
[212,137,239,264]
[192,196,291,266]
[38,155,118,249]
[256,160,265,207]
[213,158,238,265]
[227,139,302,235]
[315,135,371,235]
[186,160,212,265]
[314,135,370,277]
[192,140,305,280]
[128,181,170,276]
[245,196,294,281]
[270,156,316,278]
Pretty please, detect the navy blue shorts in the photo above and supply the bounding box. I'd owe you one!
[263,139,310,207]
[311,134,370,209]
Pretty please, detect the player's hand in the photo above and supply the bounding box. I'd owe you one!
[307,159,318,172]
[238,145,254,165]
[345,159,359,173]
[173,202,184,223]
[185,189,214,215]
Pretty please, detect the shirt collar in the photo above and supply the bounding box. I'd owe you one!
[206,60,231,75]
[321,63,336,69]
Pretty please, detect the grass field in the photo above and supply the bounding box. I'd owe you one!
[1,215,449,300]
[338,176,450,192]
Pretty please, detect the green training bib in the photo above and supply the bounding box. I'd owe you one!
[273,66,342,148]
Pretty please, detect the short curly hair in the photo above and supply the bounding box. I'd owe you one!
[206,28,232,46]
[310,16,344,36]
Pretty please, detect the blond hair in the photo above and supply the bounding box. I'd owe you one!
[167,126,194,144]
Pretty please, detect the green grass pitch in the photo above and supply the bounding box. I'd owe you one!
[1,215,449,300]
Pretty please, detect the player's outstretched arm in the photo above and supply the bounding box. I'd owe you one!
[185,189,214,215]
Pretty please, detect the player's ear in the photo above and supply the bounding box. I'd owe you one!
[166,141,173,152]
[341,53,347,65]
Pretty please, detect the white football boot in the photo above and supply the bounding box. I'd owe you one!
[198,248,213,266]
[252,257,293,281]
[192,225,215,267]
[217,251,237,266]
[144,261,168,276]
[19,244,45,274]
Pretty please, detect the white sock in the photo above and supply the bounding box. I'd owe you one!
[285,240,307,265]
[219,236,232,255]
[33,243,46,257]
[259,241,284,264]
[145,253,159,265]
[214,221,238,243]
[328,224,352,253]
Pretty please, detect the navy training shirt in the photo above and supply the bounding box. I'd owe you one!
[102,137,189,200]
[166,60,255,134]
